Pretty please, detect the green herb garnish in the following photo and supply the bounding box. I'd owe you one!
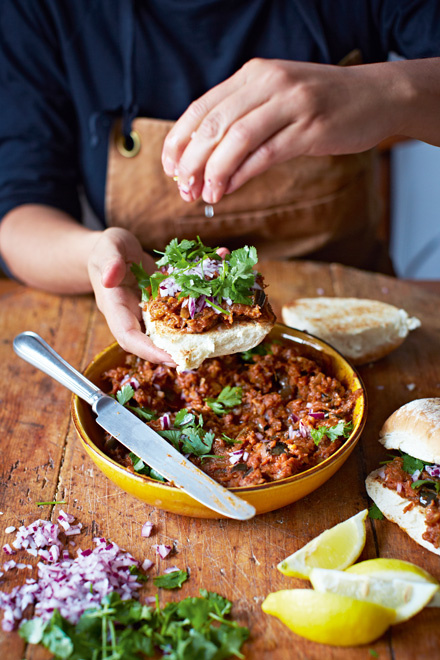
[206,386,243,415]
[19,590,249,660]
[368,503,384,520]
[411,479,440,492]
[128,452,166,482]
[310,420,353,446]
[401,452,425,475]
[222,433,240,445]
[36,501,67,506]
[159,409,215,457]
[240,342,272,362]
[131,237,259,310]
[116,384,135,406]
[153,570,188,589]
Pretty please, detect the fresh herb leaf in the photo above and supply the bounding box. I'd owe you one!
[127,405,157,422]
[206,386,242,415]
[36,500,67,506]
[411,479,440,492]
[130,261,152,302]
[128,452,166,482]
[369,650,379,658]
[310,420,353,446]
[240,342,272,362]
[128,565,149,583]
[401,452,426,475]
[20,590,249,660]
[153,570,189,589]
[116,384,135,406]
[222,433,240,445]
[159,409,215,457]
[368,503,384,520]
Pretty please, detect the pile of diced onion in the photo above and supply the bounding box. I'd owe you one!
[0,512,145,631]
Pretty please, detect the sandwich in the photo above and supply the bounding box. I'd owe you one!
[282,297,420,365]
[366,398,440,555]
[132,237,275,371]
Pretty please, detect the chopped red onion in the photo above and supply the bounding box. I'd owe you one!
[289,413,299,423]
[152,544,172,559]
[411,469,422,482]
[299,420,309,438]
[159,277,181,298]
[396,482,403,494]
[120,374,140,390]
[2,545,15,556]
[229,450,244,465]
[163,565,180,574]
[145,595,157,605]
[160,413,171,431]
[141,558,154,572]
[288,426,300,440]
[4,527,16,535]
[141,521,154,538]
[425,465,440,478]
[242,451,249,462]
[309,411,325,420]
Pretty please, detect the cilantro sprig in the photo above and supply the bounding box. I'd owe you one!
[131,237,259,309]
[206,386,242,415]
[159,408,215,457]
[19,590,249,660]
[153,570,188,589]
[310,420,353,446]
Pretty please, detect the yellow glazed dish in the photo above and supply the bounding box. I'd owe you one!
[71,324,367,518]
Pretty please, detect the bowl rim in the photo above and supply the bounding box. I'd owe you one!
[71,323,368,494]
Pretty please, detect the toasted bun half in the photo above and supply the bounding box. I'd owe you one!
[143,307,274,372]
[281,297,420,365]
[366,468,440,556]
[379,398,440,465]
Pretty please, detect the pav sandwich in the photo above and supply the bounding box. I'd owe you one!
[366,398,440,555]
[282,297,420,365]
[132,237,275,371]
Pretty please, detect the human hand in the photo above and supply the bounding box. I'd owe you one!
[162,58,405,203]
[88,228,176,365]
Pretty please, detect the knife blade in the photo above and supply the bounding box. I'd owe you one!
[13,331,256,520]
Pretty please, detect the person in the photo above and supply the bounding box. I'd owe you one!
[0,1,439,366]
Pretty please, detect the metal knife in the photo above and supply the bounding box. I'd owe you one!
[13,331,256,520]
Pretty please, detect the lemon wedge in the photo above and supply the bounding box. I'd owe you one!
[277,509,368,578]
[346,558,440,608]
[310,567,438,623]
[262,589,395,646]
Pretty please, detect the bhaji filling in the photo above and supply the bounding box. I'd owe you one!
[377,456,440,548]
[102,341,360,489]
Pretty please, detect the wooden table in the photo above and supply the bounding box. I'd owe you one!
[1,260,439,659]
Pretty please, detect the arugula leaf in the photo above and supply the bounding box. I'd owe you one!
[368,503,384,520]
[153,570,189,590]
[116,384,135,406]
[206,386,242,415]
[310,420,353,446]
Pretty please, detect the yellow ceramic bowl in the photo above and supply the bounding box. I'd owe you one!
[71,324,367,518]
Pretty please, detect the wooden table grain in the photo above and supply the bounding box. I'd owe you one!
[1,261,439,660]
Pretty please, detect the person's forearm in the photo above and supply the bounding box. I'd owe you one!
[0,204,100,293]
[372,58,440,147]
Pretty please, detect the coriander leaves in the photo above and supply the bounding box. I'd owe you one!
[206,386,242,415]
[310,421,353,446]
[20,590,249,660]
[131,237,259,308]
[159,409,215,457]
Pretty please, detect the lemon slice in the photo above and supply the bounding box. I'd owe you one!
[310,567,438,623]
[346,558,440,608]
[277,510,368,578]
[262,589,395,646]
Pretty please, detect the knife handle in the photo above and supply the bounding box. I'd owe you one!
[13,331,101,405]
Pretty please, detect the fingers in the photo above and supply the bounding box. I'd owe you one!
[88,229,176,366]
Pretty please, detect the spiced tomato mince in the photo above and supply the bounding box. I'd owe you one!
[103,341,360,489]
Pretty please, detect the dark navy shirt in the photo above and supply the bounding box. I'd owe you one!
[1,0,440,230]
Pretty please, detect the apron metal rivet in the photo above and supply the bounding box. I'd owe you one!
[116,130,141,158]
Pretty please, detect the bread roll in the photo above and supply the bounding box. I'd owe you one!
[379,398,440,464]
[282,297,420,365]
[143,307,274,372]
[366,398,440,556]
[366,469,440,556]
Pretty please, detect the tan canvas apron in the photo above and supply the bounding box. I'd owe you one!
[105,118,384,270]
